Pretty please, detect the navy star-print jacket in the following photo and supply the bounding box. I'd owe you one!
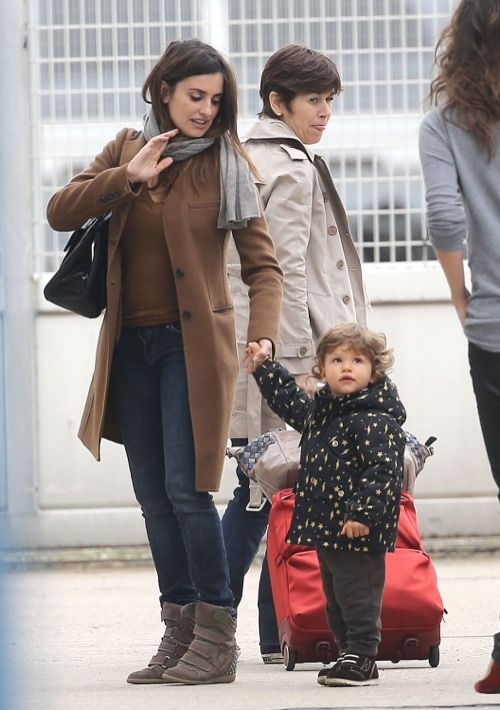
[254,358,407,553]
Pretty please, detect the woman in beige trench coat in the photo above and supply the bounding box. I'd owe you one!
[222,44,367,662]
[46,39,282,687]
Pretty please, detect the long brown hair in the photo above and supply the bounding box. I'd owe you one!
[142,39,258,178]
[429,0,500,160]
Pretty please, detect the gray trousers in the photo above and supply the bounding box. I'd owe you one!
[316,547,385,658]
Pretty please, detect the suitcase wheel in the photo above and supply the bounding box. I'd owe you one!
[283,644,297,671]
[428,646,440,667]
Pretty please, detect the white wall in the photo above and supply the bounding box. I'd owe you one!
[14,262,497,549]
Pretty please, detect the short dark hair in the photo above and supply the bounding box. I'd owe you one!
[313,323,394,383]
[259,44,342,118]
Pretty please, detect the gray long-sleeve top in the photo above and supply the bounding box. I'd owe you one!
[419,107,500,352]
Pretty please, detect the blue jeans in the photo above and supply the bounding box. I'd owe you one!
[221,465,280,651]
[109,323,234,609]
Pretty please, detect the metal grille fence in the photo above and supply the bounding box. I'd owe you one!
[29,0,456,272]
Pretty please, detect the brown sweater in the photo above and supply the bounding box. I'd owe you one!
[120,187,180,327]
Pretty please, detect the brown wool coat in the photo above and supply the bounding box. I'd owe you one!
[46,128,283,491]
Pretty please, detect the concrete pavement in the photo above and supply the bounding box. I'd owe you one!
[2,551,500,710]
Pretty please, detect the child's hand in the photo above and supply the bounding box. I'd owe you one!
[244,340,272,373]
[341,520,370,539]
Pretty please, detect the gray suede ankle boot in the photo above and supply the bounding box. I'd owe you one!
[127,601,196,684]
[161,601,237,685]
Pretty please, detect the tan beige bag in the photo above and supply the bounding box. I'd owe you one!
[227,429,300,510]
[227,428,435,508]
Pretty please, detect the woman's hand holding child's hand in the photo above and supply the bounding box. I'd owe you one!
[244,339,272,373]
[341,520,370,539]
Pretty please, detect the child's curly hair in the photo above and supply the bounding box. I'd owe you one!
[312,323,394,383]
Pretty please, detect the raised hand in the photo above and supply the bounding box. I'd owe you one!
[126,129,179,184]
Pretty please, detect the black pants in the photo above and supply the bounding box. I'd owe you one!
[468,343,500,499]
[317,548,385,658]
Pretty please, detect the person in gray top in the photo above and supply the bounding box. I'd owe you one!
[418,0,500,695]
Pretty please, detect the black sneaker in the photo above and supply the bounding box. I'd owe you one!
[317,652,345,686]
[325,653,379,686]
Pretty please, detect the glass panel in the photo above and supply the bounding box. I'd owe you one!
[261,0,273,20]
[245,0,258,19]
[132,0,145,23]
[51,0,65,25]
[117,28,130,56]
[83,0,97,24]
[148,0,161,22]
[229,0,242,21]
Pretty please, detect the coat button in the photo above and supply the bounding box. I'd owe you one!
[328,226,338,236]
[182,310,192,320]
[336,260,344,269]
[175,268,185,278]
[342,295,351,304]
[299,346,308,356]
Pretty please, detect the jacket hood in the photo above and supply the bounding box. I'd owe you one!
[313,376,406,425]
[243,116,315,160]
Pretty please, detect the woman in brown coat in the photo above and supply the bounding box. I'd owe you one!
[46,39,282,687]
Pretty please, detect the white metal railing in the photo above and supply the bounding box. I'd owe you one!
[29,0,456,271]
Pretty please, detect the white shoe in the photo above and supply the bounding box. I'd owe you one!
[261,651,284,665]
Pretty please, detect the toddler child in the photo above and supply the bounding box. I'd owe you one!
[245,322,406,686]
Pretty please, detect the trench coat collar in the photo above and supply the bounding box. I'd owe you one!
[243,116,315,163]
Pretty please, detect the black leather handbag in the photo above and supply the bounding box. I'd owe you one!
[44,212,111,318]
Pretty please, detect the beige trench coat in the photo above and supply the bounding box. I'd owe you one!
[228,117,367,440]
[46,128,283,491]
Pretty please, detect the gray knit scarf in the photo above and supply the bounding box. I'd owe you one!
[143,108,260,230]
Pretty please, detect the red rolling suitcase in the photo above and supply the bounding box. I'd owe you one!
[267,489,445,670]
